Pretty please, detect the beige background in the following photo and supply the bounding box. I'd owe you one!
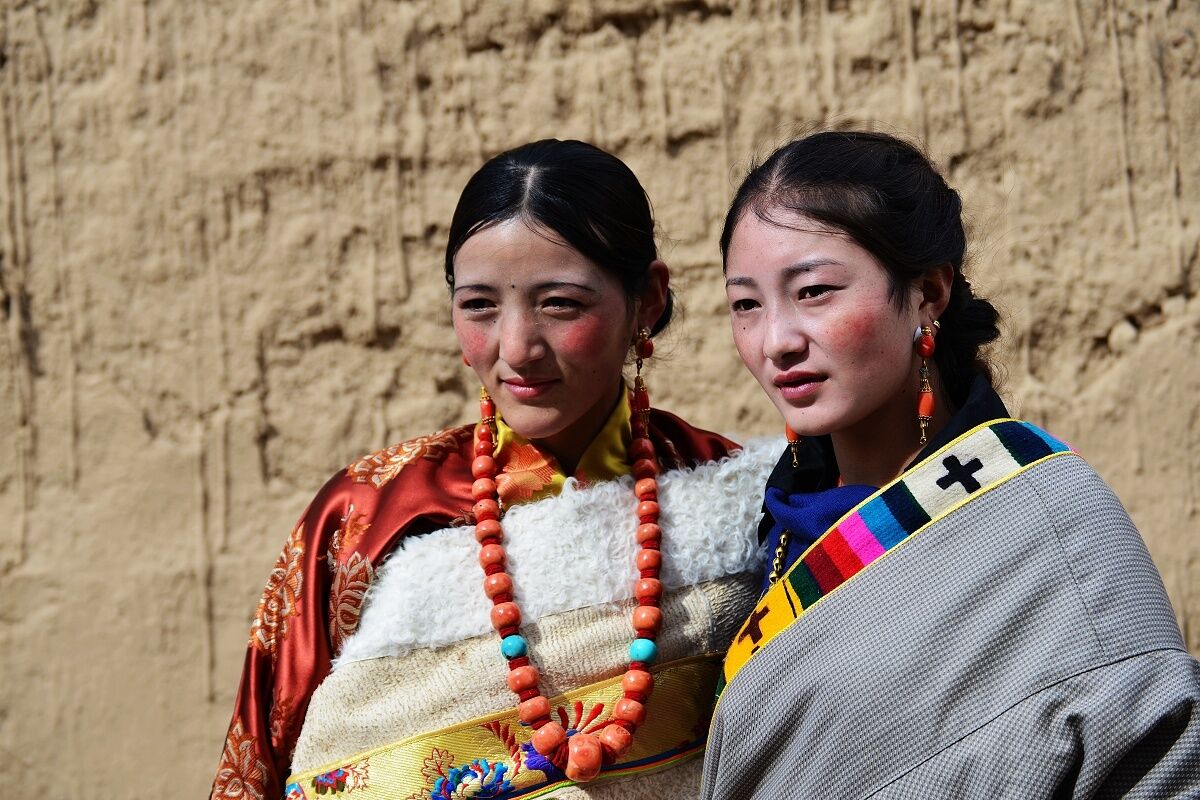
[0,1,1197,797]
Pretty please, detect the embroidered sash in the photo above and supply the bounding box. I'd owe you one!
[720,419,1074,691]
[284,655,720,799]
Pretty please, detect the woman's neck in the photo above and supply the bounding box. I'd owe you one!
[832,375,952,488]
[532,380,625,475]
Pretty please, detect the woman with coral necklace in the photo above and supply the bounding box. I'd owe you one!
[210,139,775,800]
[701,130,1200,798]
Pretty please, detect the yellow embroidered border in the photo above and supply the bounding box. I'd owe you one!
[285,655,720,798]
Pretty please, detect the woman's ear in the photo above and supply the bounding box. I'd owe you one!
[637,260,671,331]
[919,262,954,322]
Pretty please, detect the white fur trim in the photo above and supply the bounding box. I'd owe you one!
[335,438,780,665]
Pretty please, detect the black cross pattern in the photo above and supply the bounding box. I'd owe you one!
[936,454,984,492]
[737,606,771,653]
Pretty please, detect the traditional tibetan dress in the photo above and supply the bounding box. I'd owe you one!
[210,395,775,799]
[702,377,1200,799]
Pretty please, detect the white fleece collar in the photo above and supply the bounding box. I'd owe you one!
[335,439,779,666]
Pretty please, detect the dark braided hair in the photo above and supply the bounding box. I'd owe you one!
[720,130,999,408]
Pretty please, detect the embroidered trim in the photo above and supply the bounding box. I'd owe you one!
[250,522,306,659]
[284,655,720,799]
[212,717,268,800]
[720,419,1075,691]
[345,427,472,489]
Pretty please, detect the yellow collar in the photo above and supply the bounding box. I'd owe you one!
[493,391,632,507]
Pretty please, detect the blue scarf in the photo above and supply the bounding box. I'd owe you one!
[759,484,875,594]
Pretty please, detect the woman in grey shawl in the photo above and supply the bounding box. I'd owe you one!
[702,130,1200,799]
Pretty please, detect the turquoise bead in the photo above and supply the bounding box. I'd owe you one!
[629,638,657,663]
[500,634,527,658]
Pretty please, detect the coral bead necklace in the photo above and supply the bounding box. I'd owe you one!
[471,333,663,783]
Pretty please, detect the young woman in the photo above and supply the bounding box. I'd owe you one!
[702,131,1200,798]
[210,139,776,800]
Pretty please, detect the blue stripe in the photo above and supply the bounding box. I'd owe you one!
[1027,424,1070,453]
[858,497,909,549]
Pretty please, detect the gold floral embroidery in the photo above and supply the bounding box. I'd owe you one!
[250,523,305,658]
[346,426,472,489]
[329,551,375,654]
[327,504,371,570]
[211,717,267,800]
[495,441,558,505]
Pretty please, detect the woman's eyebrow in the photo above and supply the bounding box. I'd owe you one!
[533,281,598,294]
[726,258,841,288]
[452,283,495,295]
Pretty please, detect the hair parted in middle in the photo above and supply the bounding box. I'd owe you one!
[720,129,1000,407]
[445,138,674,336]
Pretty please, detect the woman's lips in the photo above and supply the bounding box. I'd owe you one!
[773,371,825,401]
[501,378,559,400]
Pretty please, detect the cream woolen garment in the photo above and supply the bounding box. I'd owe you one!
[290,439,778,795]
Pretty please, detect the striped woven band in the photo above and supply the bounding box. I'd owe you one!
[720,419,1074,692]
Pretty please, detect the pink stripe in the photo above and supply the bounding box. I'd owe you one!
[838,513,885,565]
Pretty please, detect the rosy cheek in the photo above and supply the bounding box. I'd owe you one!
[555,317,611,357]
[454,322,490,360]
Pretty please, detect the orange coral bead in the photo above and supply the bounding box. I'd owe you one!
[633,459,658,480]
[635,548,661,571]
[483,571,513,599]
[636,500,660,521]
[630,438,655,462]
[473,499,500,522]
[918,391,935,418]
[506,664,540,693]
[475,518,502,543]
[480,396,496,417]
[474,439,493,456]
[634,478,657,500]
[565,733,603,782]
[635,578,662,601]
[622,669,654,695]
[632,605,663,632]
[478,543,506,569]
[636,523,661,545]
[490,602,521,631]
[472,455,497,479]
[472,478,497,500]
[518,694,550,724]
[614,698,646,726]
[530,721,567,755]
[917,334,936,359]
[599,723,633,758]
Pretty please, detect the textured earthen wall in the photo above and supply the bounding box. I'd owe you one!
[0,1,1197,796]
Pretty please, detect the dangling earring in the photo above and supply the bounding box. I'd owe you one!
[631,328,653,435]
[785,425,800,468]
[915,322,938,445]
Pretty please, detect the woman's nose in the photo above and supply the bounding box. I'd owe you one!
[497,311,546,368]
[762,307,808,365]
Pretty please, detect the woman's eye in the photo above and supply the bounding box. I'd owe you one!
[730,298,759,313]
[798,285,834,300]
[458,298,495,312]
[543,297,583,311]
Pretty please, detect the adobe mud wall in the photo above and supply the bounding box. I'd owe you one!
[0,1,1197,796]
